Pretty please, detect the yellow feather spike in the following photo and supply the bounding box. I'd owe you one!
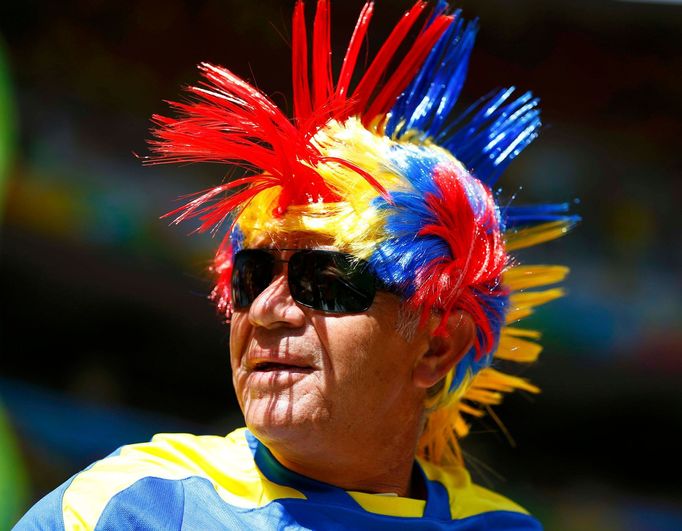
[505,220,574,251]
[505,307,534,323]
[510,287,565,307]
[495,334,543,363]
[417,366,541,467]
[464,389,504,405]
[453,414,470,437]
[503,265,569,291]
[468,368,540,395]
[457,403,484,418]
[417,404,464,466]
[505,288,565,324]
[502,327,541,339]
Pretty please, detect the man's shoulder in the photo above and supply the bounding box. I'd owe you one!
[101,427,254,479]
[14,428,261,530]
[60,428,256,507]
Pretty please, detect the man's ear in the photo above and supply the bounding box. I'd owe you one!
[412,311,476,389]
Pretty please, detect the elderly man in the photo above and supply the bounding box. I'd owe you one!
[16,1,575,529]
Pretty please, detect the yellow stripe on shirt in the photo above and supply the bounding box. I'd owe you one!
[61,429,305,530]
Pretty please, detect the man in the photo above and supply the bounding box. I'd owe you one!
[16,1,575,529]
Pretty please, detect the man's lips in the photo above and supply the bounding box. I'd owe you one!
[251,362,314,373]
[250,361,313,372]
[246,353,315,373]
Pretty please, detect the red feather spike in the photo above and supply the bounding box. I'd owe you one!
[348,1,428,118]
[148,63,300,177]
[363,13,452,123]
[197,182,274,231]
[312,0,333,109]
[195,63,304,180]
[148,61,340,225]
[334,1,374,100]
[161,175,277,224]
[211,241,234,318]
[292,1,312,121]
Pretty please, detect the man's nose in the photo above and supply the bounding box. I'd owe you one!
[248,274,306,329]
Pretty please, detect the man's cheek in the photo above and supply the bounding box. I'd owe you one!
[233,370,248,408]
[229,314,250,369]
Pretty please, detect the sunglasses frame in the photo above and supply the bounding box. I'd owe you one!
[231,248,381,314]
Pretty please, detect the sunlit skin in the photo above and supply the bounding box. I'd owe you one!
[229,234,475,497]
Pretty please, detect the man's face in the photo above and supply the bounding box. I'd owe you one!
[229,233,431,461]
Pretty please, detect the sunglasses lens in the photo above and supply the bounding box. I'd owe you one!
[232,250,275,310]
[288,251,376,313]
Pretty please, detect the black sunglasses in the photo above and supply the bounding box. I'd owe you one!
[231,249,379,314]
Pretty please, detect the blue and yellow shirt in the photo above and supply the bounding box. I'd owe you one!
[15,428,541,530]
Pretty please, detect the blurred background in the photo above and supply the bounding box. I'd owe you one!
[0,0,680,529]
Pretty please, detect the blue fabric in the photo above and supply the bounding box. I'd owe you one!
[96,477,185,531]
[94,475,542,530]
[12,476,71,531]
[13,448,122,531]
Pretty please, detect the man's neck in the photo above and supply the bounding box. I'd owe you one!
[263,429,424,498]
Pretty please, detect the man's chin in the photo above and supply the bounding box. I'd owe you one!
[242,396,330,447]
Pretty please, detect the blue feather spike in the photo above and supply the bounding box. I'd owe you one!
[398,21,462,135]
[385,7,540,188]
[441,89,541,186]
[386,1,453,135]
[386,9,478,141]
[403,18,465,133]
[437,88,517,147]
[502,203,580,229]
[442,89,519,155]
[427,20,478,136]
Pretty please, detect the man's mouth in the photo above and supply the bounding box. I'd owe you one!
[251,361,313,373]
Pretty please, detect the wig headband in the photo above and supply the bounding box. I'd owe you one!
[148,0,578,466]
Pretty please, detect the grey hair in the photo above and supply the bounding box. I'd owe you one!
[395,302,422,342]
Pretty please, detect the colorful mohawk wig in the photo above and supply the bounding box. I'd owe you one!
[148,0,578,467]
